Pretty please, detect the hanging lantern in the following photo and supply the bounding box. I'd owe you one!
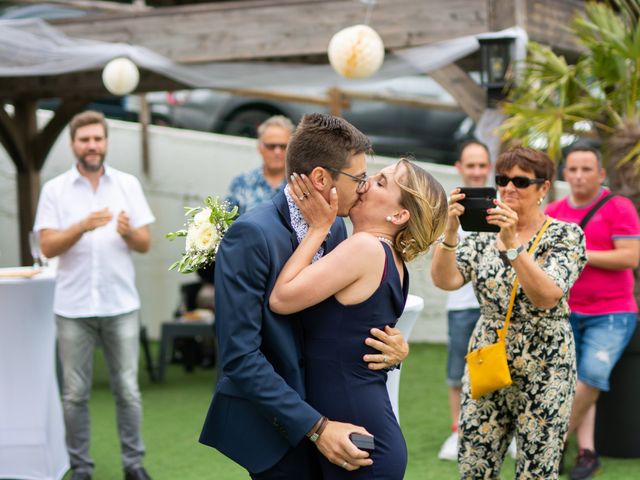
[102,57,140,96]
[327,24,385,79]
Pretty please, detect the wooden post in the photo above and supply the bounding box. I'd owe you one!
[12,100,40,266]
[0,98,88,265]
[139,94,151,176]
[327,87,344,117]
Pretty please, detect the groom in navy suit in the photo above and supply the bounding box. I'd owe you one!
[200,114,409,478]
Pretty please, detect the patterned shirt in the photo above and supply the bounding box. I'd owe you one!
[284,187,324,263]
[226,167,285,216]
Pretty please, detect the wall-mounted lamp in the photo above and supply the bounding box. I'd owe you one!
[479,37,515,107]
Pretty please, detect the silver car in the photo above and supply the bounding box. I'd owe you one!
[131,75,474,165]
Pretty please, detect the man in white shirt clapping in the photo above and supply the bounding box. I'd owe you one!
[34,111,155,480]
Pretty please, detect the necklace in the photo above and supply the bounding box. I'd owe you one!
[376,236,394,248]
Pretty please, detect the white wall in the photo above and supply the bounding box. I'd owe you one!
[0,116,568,342]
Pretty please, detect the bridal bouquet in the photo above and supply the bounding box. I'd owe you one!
[166,196,237,274]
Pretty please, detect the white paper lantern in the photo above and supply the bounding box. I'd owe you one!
[328,24,385,79]
[102,57,140,96]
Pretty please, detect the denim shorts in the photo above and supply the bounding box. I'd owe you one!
[446,308,481,387]
[570,312,638,391]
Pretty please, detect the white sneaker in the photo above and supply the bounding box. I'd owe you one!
[438,432,459,461]
[507,437,517,459]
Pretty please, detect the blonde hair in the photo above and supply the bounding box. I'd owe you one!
[393,158,448,262]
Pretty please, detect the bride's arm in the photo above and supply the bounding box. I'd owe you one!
[269,175,376,314]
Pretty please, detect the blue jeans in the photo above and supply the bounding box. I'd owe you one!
[56,311,145,473]
[570,312,637,391]
[446,308,481,388]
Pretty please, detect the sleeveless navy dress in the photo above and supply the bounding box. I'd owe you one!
[302,242,409,479]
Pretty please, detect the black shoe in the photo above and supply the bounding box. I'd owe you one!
[70,471,92,480]
[569,449,601,480]
[124,467,152,480]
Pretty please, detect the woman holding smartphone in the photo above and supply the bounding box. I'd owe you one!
[431,147,587,479]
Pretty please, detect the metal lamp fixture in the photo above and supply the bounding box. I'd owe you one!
[102,57,140,96]
[479,37,515,107]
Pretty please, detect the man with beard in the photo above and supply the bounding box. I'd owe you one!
[34,111,155,480]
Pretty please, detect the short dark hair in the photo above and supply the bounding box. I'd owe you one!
[457,140,490,161]
[69,111,108,141]
[285,113,372,177]
[565,143,603,168]
[495,147,556,183]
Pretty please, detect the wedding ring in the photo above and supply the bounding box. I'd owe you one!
[298,196,304,201]
[341,461,348,469]
[303,191,310,198]
[383,355,388,364]
[502,215,507,222]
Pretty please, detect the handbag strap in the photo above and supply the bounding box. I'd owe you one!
[579,193,614,230]
[497,216,553,341]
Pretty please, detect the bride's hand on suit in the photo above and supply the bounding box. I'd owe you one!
[289,173,337,234]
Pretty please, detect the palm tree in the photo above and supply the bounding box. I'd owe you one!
[500,0,640,297]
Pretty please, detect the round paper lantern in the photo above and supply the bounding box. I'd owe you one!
[328,24,385,79]
[102,57,140,96]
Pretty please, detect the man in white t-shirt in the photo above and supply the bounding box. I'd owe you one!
[34,111,155,480]
[436,141,491,461]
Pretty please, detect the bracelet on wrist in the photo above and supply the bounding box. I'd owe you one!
[307,416,328,443]
[439,240,458,252]
[315,416,329,440]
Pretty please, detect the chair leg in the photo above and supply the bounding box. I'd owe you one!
[139,325,158,382]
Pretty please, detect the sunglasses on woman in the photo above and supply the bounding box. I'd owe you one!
[495,175,546,189]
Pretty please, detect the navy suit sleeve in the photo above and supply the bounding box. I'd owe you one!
[214,220,321,445]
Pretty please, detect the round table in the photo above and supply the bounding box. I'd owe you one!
[0,268,68,480]
[386,294,424,422]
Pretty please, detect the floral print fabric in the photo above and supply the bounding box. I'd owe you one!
[455,218,587,479]
[226,167,284,216]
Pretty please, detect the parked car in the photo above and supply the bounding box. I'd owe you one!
[128,75,475,165]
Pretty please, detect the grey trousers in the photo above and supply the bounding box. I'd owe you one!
[56,311,145,473]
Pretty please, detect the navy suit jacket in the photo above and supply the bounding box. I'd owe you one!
[199,191,347,473]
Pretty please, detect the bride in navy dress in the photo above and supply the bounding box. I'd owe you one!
[270,159,447,479]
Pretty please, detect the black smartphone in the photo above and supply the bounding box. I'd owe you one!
[349,433,375,451]
[458,187,499,232]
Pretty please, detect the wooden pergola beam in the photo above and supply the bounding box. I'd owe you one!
[51,0,490,64]
[49,0,586,65]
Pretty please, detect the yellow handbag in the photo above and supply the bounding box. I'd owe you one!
[466,218,551,400]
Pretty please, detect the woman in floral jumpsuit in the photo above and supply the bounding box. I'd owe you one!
[432,147,587,479]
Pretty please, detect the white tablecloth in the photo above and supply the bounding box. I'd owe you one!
[0,268,68,480]
[387,294,424,422]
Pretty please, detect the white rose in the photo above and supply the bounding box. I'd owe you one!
[193,223,219,252]
[185,224,199,253]
[193,208,212,227]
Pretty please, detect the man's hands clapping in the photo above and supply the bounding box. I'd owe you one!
[116,211,132,238]
[79,208,112,233]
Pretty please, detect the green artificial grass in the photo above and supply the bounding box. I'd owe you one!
[63,343,640,479]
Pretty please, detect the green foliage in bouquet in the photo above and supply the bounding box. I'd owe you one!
[166,196,237,274]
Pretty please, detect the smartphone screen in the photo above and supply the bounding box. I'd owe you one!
[458,187,499,232]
